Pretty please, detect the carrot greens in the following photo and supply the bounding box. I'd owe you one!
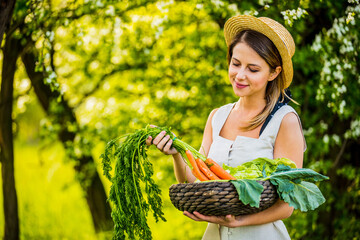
[100,125,204,240]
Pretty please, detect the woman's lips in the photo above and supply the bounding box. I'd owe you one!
[235,82,248,89]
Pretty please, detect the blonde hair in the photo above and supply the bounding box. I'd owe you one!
[227,30,295,131]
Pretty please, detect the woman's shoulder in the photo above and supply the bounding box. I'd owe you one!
[276,105,306,153]
[213,102,235,114]
[208,102,235,121]
[207,108,219,124]
[281,111,302,129]
[273,105,303,134]
[262,104,304,141]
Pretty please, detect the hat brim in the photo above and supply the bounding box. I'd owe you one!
[224,15,293,88]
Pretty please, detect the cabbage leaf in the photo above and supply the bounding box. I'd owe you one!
[230,179,264,207]
[265,165,329,211]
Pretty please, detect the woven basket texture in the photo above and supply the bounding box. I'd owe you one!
[169,181,278,216]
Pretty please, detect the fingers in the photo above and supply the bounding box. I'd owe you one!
[146,136,152,146]
[183,211,203,221]
[192,212,219,223]
[153,131,170,148]
[186,212,238,227]
[156,133,169,147]
[184,211,224,223]
[162,138,173,152]
[156,134,173,154]
[152,131,167,145]
[157,135,171,150]
[147,131,177,155]
[145,125,157,146]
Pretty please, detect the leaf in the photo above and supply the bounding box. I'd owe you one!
[261,164,267,178]
[270,165,329,183]
[270,178,295,194]
[267,165,329,211]
[231,179,264,208]
[223,157,298,180]
[270,180,326,212]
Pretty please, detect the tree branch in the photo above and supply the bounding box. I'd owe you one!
[0,0,16,45]
[332,138,348,168]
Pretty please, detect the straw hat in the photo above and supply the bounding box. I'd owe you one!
[224,15,295,88]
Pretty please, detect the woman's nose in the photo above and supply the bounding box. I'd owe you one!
[235,68,246,80]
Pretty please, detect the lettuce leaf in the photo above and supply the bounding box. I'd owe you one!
[223,164,262,179]
[223,157,297,179]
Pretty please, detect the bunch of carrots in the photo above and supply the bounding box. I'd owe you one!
[101,125,236,240]
[185,150,236,181]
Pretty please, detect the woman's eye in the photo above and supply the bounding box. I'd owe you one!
[249,68,259,73]
[232,63,240,67]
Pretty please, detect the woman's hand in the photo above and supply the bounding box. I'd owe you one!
[145,125,178,155]
[183,211,244,228]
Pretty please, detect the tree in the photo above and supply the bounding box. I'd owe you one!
[0,0,156,235]
[0,0,19,239]
[0,24,20,240]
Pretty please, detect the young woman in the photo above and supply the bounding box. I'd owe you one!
[146,15,306,240]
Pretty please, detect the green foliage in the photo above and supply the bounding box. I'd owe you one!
[312,3,360,121]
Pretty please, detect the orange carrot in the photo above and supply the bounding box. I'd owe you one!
[191,169,209,182]
[196,158,220,180]
[204,158,236,180]
[186,150,209,181]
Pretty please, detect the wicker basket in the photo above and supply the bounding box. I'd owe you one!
[169,181,278,216]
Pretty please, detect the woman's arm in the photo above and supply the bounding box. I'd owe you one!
[199,108,217,157]
[146,109,218,183]
[184,112,305,227]
[173,108,218,183]
[185,198,293,228]
[273,112,305,168]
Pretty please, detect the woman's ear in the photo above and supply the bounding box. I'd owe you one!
[268,66,282,81]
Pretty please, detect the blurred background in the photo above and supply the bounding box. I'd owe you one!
[0,0,359,239]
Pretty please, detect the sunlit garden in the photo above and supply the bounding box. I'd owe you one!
[1,0,360,239]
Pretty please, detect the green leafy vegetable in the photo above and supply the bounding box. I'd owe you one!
[230,179,264,207]
[227,158,329,212]
[100,125,206,240]
[264,165,329,211]
[223,157,297,179]
[266,164,329,183]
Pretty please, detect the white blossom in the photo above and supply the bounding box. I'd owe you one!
[281,8,307,26]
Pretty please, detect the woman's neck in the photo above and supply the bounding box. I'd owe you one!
[234,97,266,113]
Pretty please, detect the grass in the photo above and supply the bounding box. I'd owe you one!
[0,140,206,239]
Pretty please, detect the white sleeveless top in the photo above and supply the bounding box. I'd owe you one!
[202,102,305,240]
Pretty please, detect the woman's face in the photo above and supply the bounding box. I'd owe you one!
[228,42,280,99]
